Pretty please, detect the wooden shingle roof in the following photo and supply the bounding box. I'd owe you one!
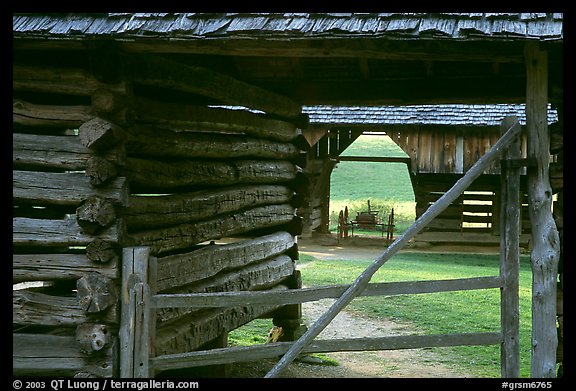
[13,13,563,41]
[303,104,559,126]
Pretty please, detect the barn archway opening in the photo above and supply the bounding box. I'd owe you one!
[328,132,416,239]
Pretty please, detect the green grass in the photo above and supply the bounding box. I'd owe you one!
[300,252,534,378]
[329,134,416,234]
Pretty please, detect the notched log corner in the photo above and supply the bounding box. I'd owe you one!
[76,323,111,355]
[77,273,117,313]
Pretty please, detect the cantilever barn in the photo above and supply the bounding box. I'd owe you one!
[12,13,563,377]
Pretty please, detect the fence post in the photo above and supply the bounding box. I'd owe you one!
[119,247,152,378]
[499,116,521,377]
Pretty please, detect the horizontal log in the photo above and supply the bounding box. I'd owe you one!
[153,276,503,309]
[12,253,118,283]
[155,301,283,356]
[152,332,502,372]
[13,132,124,171]
[13,170,129,207]
[181,255,294,296]
[126,204,295,255]
[462,213,493,224]
[13,99,93,128]
[125,126,301,161]
[129,54,301,120]
[425,218,462,231]
[134,97,300,142]
[13,64,126,96]
[156,255,295,322]
[124,185,293,231]
[13,289,117,327]
[156,231,295,292]
[13,217,125,248]
[122,158,298,190]
[13,333,115,377]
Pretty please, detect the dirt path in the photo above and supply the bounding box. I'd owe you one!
[228,239,478,378]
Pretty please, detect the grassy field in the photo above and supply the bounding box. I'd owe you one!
[329,134,415,234]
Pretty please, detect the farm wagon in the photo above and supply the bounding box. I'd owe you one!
[13,13,562,378]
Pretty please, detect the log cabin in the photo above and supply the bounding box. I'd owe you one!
[12,13,562,377]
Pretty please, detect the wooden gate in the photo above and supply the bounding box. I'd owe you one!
[120,117,525,378]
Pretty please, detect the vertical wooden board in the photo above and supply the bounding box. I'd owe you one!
[443,129,457,174]
[120,247,150,378]
[455,132,464,174]
[431,127,445,174]
[417,128,433,173]
[499,116,522,378]
[390,126,418,170]
[463,129,480,173]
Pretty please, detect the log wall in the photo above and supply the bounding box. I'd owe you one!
[13,48,306,376]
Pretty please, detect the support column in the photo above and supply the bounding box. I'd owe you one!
[499,116,521,378]
[525,41,561,378]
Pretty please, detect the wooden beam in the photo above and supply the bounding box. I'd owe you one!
[13,253,118,282]
[13,99,93,128]
[124,125,301,161]
[152,332,502,373]
[13,333,115,377]
[336,156,411,165]
[124,185,293,231]
[13,289,117,326]
[13,64,127,96]
[13,170,128,207]
[122,158,298,191]
[525,41,561,378]
[155,231,294,292]
[126,204,295,255]
[13,217,125,248]
[156,255,295,324]
[115,38,529,63]
[499,116,522,377]
[13,133,124,171]
[128,54,302,120]
[134,97,300,142]
[153,276,502,308]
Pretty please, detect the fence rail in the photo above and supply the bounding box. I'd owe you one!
[151,332,502,372]
[152,276,503,308]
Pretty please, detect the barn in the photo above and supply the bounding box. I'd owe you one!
[299,103,559,247]
[13,13,562,378]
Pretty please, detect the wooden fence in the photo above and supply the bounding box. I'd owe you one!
[120,117,524,378]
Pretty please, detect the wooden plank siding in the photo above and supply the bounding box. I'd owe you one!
[388,124,533,244]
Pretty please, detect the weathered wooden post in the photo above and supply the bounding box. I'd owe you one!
[525,42,561,378]
[499,116,521,377]
[120,247,155,378]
